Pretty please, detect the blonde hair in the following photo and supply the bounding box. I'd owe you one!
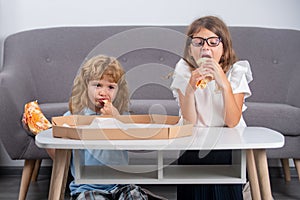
[69,55,129,114]
[184,16,237,73]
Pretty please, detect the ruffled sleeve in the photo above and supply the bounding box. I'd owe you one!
[170,59,191,99]
[228,60,253,99]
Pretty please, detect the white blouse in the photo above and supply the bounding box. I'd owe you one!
[170,59,253,127]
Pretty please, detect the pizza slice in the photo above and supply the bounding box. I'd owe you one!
[102,100,108,104]
[196,57,213,89]
[23,101,52,135]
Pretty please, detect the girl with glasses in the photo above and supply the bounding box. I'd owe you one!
[171,16,253,200]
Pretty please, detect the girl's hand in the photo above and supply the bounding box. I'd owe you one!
[189,68,207,91]
[199,59,229,90]
[100,101,120,116]
[189,58,216,91]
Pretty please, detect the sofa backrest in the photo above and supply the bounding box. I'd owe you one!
[1,26,187,107]
[2,26,300,108]
[230,27,300,107]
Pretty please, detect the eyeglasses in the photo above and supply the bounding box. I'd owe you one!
[190,36,222,47]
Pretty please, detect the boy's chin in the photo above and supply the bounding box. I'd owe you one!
[91,102,104,110]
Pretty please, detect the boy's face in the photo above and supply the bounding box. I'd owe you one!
[87,75,118,110]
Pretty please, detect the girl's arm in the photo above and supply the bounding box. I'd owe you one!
[205,59,244,127]
[222,80,244,127]
[178,88,197,124]
[177,69,203,124]
[178,81,244,127]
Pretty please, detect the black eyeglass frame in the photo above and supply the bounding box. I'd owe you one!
[190,36,222,47]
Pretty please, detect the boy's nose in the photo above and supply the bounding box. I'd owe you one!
[97,88,105,95]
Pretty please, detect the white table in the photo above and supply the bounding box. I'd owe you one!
[36,126,284,200]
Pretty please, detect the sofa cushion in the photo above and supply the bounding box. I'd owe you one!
[244,102,300,136]
[267,135,300,158]
[39,102,69,120]
[130,99,179,116]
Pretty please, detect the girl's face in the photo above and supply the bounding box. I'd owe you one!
[87,75,118,111]
[190,28,223,63]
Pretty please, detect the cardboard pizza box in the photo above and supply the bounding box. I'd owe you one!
[51,114,193,140]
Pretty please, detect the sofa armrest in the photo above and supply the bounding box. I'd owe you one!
[0,86,49,159]
[287,63,300,108]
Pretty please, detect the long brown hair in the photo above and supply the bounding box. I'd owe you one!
[184,16,237,73]
[69,55,129,114]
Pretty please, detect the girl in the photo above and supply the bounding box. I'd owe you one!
[171,16,253,200]
[66,55,147,200]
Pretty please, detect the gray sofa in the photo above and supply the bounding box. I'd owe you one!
[0,26,299,199]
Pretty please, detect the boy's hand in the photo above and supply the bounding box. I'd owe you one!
[100,101,120,116]
[21,113,34,136]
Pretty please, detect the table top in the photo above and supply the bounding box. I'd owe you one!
[36,126,284,151]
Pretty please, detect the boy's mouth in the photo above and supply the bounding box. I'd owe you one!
[97,99,109,108]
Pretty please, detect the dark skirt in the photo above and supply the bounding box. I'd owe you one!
[177,150,243,200]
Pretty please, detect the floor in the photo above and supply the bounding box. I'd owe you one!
[0,168,299,200]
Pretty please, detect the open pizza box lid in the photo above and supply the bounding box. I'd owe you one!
[52,114,193,140]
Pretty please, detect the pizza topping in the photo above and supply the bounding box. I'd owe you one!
[23,101,52,135]
[196,78,207,89]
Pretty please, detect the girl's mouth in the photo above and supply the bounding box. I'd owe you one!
[201,54,212,58]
